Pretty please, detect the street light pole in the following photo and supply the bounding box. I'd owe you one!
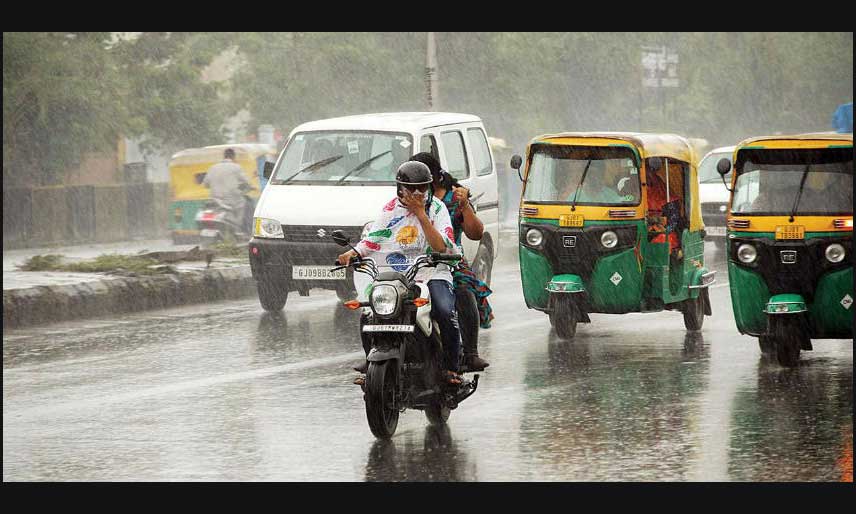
[426,32,438,111]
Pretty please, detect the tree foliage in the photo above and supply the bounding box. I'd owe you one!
[3,32,228,186]
[4,32,852,186]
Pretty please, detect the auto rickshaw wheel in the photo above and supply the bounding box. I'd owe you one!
[758,336,776,355]
[550,297,578,340]
[770,317,804,367]
[682,292,705,331]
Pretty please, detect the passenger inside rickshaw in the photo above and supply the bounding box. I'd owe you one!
[646,157,686,256]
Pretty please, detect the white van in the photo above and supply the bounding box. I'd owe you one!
[698,145,735,250]
[248,112,500,311]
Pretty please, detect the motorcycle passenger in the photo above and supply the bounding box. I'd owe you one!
[410,152,492,372]
[337,161,465,386]
[202,148,251,232]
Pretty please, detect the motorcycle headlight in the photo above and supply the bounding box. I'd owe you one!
[370,284,399,316]
[737,243,757,264]
[525,228,543,247]
[601,230,618,249]
[254,217,284,238]
[825,243,845,263]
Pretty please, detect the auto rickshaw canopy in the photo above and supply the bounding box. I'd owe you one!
[168,143,276,201]
[523,132,704,232]
[734,132,853,152]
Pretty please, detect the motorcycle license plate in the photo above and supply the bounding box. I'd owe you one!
[200,229,219,237]
[292,265,346,280]
[707,226,726,236]
[362,325,415,333]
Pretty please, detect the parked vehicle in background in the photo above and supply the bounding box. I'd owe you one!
[168,144,276,244]
[249,112,500,312]
[698,146,735,250]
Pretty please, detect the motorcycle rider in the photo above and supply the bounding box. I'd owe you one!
[410,152,492,372]
[202,148,251,233]
[337,161,464,386]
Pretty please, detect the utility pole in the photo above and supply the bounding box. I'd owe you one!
[426,32,439,111]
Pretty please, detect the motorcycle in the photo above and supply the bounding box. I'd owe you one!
[329,229,480,439]
[194,189,256,247]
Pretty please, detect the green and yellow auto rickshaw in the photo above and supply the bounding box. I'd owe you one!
[715,133,853,366]
[168,143,275,243]
[510,132,715,339]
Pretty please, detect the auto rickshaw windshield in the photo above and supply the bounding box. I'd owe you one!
[731,148,853,215]
[523,145,641,206]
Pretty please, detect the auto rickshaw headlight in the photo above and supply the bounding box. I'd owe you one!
[825,243,845,263]
[254,217,284,238]
[601,231,618,249]
[737,243,757,264]
[525,228,543,247]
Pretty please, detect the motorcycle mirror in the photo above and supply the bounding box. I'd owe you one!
[331,229,351,247]
[263,161,275,179]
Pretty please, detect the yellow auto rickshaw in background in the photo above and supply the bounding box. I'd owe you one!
[511,132,715,339]
[168,143,276,244]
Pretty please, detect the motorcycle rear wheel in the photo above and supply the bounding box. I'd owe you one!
[365,360,400,439]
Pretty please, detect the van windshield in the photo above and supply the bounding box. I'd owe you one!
[730,148,853,215]
[522,145,641,206]
[270,131,413,185]
[699,151,732,184]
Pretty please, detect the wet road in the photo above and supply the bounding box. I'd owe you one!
[3,242,852,481]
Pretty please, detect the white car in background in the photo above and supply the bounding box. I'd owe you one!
[698,145,735,250]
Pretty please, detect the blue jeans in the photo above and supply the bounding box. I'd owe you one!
[428,280,462,373]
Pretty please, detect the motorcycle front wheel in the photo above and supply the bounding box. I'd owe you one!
[365,360,400,439]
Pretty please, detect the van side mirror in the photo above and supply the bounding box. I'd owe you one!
[510,154,524,182]
[263,161,275,179]
[330,229,351,247]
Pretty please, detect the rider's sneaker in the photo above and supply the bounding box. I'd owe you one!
[353,361,368,373]
[461,354,490,372]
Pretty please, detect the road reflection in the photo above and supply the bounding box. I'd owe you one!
[364,424,477,481]
[726,355,853,481]
[519,329,711,480]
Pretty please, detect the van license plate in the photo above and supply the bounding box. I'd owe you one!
[363,325,415,333]
[707,226,726,236]
[292,266,346,280]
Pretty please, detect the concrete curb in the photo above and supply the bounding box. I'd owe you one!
[3,265,257,330]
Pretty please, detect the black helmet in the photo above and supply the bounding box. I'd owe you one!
[395,161,433,209]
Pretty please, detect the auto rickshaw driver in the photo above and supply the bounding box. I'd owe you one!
[646,159,682,255]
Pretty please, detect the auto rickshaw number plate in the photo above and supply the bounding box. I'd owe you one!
[560,214,584,227]
[775,225,805,240]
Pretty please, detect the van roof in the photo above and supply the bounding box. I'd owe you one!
[290,112,482,135]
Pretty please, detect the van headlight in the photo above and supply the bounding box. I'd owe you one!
[525,228,543,247]
[825,243,845,263]
[601,230,618,249]
[254,217,284,238]
[737,243,757,264]
[370,284,399,316]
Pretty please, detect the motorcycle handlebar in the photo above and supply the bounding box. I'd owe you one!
[430,252,463,262]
